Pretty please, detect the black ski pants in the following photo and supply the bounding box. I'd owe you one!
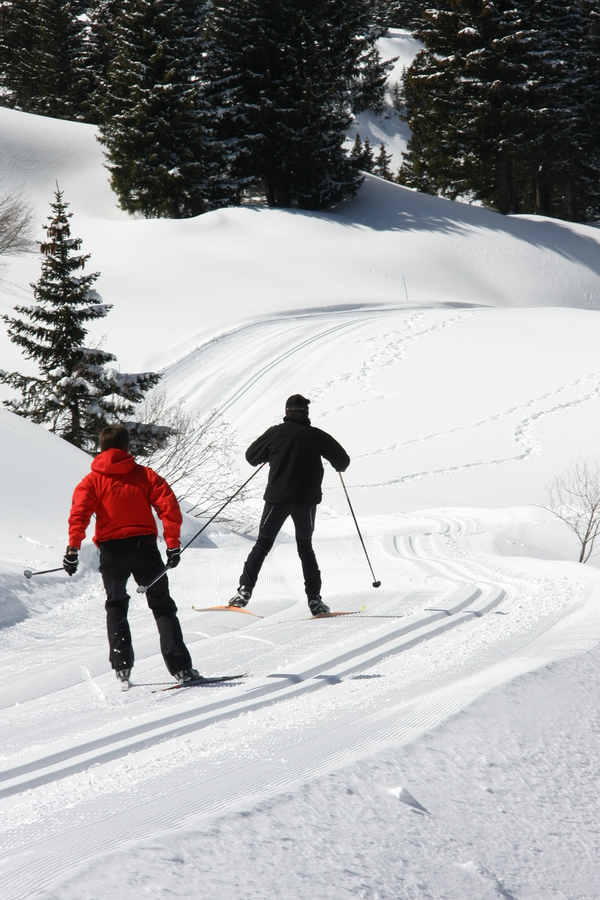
[240,502,321,598]
[99,534,192,676]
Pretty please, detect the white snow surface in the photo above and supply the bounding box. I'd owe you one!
[1,33,600,899]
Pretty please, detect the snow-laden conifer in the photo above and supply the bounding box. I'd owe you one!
[0,188,161,451]
[0,0,91,119]
[205,0,388,209]
[400,0,600,221]
[84,0,121,124]
[0,0,41,111]
[373,141,394,179]
[388,0,424,30]
[98,0,223,218]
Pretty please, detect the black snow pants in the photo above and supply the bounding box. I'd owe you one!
[239,502,321,598]
[99,534,192,676]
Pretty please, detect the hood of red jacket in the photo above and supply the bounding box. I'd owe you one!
[91,447,137,476]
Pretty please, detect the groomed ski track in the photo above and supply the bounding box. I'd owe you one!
[2,307,600,899]
[1,513,600,900]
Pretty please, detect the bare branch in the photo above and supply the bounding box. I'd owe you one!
[543,458,600,563]
[0,189,36,258]
[134,391,253,531]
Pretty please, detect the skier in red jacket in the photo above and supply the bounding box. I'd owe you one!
[65,424,198,687]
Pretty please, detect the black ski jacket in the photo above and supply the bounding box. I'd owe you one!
[246,416,350,505]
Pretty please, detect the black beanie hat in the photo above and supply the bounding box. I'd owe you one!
[285,394,310,411]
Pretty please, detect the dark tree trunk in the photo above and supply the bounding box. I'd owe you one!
[534,164,553,217]
[508,157,519,213]
[565,176,578,222]
[496,156,510,214]
[264,175,275,207]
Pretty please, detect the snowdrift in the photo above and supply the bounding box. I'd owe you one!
[0,407,90,624]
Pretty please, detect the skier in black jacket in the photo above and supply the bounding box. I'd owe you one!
[230,394,350,615]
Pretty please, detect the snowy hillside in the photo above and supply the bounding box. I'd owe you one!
[349,28,423,168]
[1,28,600,900]
[2,31,600,379]
[0,407,90,626]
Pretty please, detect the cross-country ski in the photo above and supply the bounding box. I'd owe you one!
[192,605,264,617]
[156,673,248,692]
[309,605,366,619]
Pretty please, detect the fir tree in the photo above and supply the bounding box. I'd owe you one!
[98,0,222,218]
[388,0,423,31]
[85,0,121,124]
[0,188,161,452]
[32,0,91,119]
[0,0,91,119]
[400,0,600,221]
[0,0,40,110]
[204,0,387,209]
[373,141,393,179]
[350,133,375,172]
[352,1,393,113]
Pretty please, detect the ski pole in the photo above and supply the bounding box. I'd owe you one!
[338,471,381,588]
[23,566,65,579]
[136,462,267,594]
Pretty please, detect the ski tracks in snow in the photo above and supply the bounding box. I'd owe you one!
[1,511,599,900]
[3,308,600,897]
[159,307,600,505]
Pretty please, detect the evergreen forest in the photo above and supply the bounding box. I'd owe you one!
[0,0,598,222]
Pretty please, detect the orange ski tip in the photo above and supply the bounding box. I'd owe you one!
[192,605,264,618]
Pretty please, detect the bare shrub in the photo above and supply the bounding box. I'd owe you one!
[134,391,252,529]
[0,189,35,257]
[544,458,600,563]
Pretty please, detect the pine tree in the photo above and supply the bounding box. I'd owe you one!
[0,0,40,110]
[352,1,393,113]
[98,0,223,218]
[32,0,91,119]
[574,0,600,220]
[0,188,161,452]
[400,0,600,221]
[373,141,393,179]
[388,0,423,30]
[0,0,91,119]
[362,137,375,172]
[350,133,375,172]
[526,0,600,220]
[85,0,121,124]
[204,0,384,209]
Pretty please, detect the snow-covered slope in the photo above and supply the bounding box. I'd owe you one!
[1,33,600,900]
[349,28,423,169]
[0,408,90,625]
[2,102,600,377]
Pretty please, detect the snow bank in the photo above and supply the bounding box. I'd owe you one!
[0,407,90,624]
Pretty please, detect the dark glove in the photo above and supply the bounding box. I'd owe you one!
[166,547,181,569]
[63,547,79,576]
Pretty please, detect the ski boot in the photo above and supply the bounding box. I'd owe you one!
[115,668,131,691]
[229,586,252,608]
[174,668,202,684]
[308,595,330,616]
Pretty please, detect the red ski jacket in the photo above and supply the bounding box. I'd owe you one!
[68,448,182,549]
